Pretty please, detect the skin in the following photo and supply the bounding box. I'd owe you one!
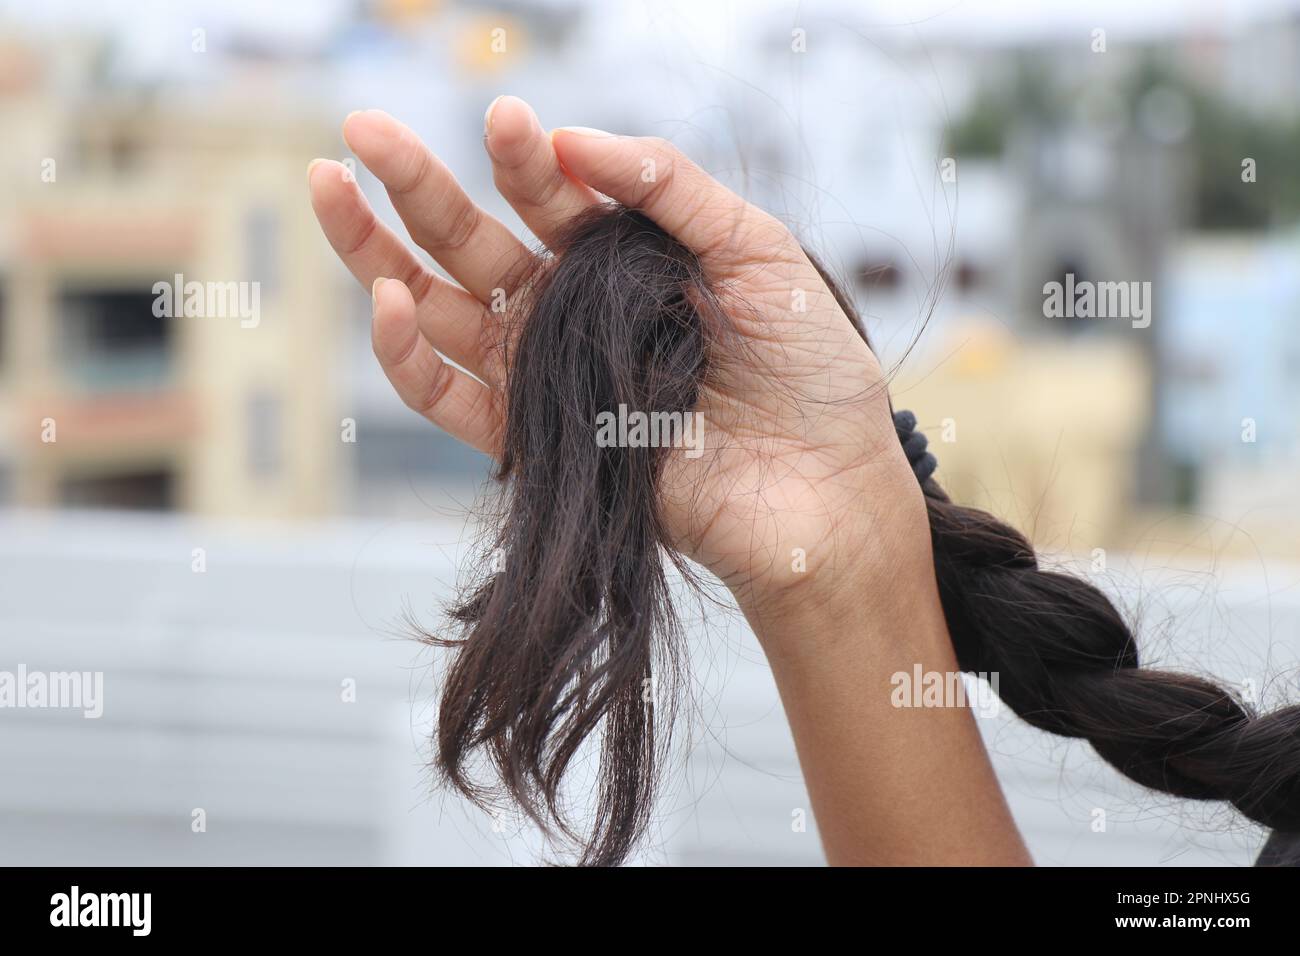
[307,95,1031,866]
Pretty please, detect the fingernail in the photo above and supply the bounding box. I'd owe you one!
[372,277,386,311]
[342,111,363,142]
[343,110,386,148]
[307,157,327,181]
[553,125,613,138]
[484,95,504,136]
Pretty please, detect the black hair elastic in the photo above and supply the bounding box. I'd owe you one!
[892,409,937,484]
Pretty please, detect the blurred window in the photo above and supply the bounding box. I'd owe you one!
[855,258,902,293]
[60,467,175,510]
[1170,459,1200,511]
[245,207,279,300]
[1048,257,1091,336]
[58,285,173,392]
[247,389,283,480]
[954,260,981,293]
[355,422,490,484]
[108,126,141,176]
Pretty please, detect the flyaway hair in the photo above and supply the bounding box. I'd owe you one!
[431,203,1300,866]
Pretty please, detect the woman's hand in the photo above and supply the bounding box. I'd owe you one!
[307,97,925,626]
[308,99,1029,865]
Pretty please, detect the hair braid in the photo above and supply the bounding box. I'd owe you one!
[915,473,1300,833]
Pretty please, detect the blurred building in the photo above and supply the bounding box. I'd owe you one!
[0,37,345,518]
[0,1,1297,551]
[905,322,1148,548]
[1150,230,1300,555]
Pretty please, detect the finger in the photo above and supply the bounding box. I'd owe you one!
[343,110,535,303]
[371,277,501,457]
[308,158,501,385]
[484,95,600,248]
[549,128,793,266]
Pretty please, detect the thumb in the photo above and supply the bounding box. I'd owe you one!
[550,127,788,266]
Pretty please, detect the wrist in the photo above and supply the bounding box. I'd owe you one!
[731,462,935,647]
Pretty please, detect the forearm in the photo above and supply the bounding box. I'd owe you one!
[737,479,1032,866]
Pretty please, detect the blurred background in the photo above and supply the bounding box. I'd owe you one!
[1,0,1298,865]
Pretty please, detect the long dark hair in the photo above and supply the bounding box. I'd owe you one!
[429,203,1300,866]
